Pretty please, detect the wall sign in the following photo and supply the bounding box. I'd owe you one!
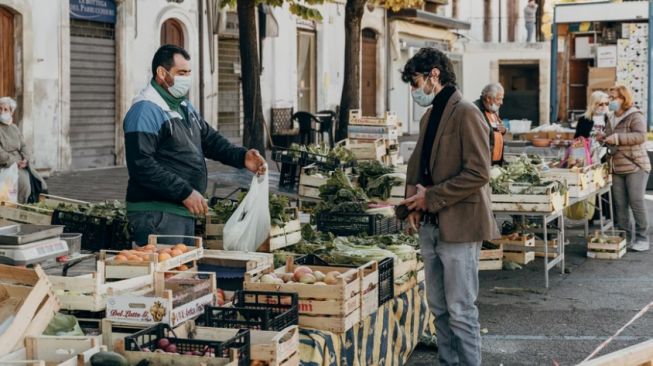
[70,0,117,24]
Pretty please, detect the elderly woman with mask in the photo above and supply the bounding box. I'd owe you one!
[0,97,46,203]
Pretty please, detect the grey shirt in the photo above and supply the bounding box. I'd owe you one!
[0,123,30,167]
[524,4,538,23]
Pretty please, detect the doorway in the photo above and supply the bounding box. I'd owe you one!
[0,6,15,99]
[361,29,377,116]
[160,18,185,47]
[499,62,540,124]
[297,30,316,112]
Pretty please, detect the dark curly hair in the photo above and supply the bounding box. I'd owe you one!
[401,48,457,87]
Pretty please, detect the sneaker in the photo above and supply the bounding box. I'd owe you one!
[631,241,650,252]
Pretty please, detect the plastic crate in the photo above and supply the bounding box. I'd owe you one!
[203,290,298,331]
[294,254,394,306]
[272,149,304,165]
[124,323,250,366]
[51,209,130,251]
[315,212,403,236]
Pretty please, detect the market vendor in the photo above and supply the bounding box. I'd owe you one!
[399,48,500,366]
[473,83,506,165]
[123,45,266,246]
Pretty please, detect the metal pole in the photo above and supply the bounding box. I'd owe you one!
[646,0,653,130]
[550,8,558,124]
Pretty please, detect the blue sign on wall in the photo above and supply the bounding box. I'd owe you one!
[70,0,116,24]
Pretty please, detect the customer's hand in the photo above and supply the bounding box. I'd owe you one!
[605,134,617,145]
[18,160,27,169]
[245,149,267,175]
[400,184,428,212]
[183,190,209,216]
[406,211,423,234]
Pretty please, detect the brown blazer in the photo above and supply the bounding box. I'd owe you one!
[605,107,651,174]
[406,90,501,243]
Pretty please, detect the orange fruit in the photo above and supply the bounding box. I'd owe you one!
[158,252,171,262]
[119,250,131,257]
[143,244,157,251]
[114,255,128,262]
[177,264,189,271]
[126,255,140,261]
[174,244,189,253]
[159,248,172,254]
[170,249,183,257]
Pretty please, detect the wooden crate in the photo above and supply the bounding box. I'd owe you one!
[105,270,216,327]
[19,335,103,366]
[258,208,302,252]
[369,184,405,206]
[587,237,627,260]
[503,251,535,265]
[348,126,399,141]
[37,194,89,209]
[493,234,536,247]
[200,250,274,272]
[533,238,560,258]
[349,109,398,127]
[479,245,503,271]
[298,165,328,200]
[576,338,653,366]
[491,183,566,213]
[0,265,60,357]
[345,138,386,161]
[359,261,379,319]
[0,202,52,225]
[101,235,203,279]
[544,166,596,197]
[203,214,225,250]
[49,261,153,311]
[244,260,376,333]
[382,152,402,167]
[188,323,300,366]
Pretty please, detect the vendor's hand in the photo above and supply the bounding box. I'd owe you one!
[245,149,267,175]
[406,211,423,234]
[605,134,617,145]
[400,184,428,212]
[498,125,507,134]
[183,190,208,216]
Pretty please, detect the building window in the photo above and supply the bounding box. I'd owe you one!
[160,18,185,47]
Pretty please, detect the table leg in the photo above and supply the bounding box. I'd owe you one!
[559,213,565,274]
[544,215,549,288]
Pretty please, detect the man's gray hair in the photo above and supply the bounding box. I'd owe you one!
[481,83,504,99]
[0,97,17,113]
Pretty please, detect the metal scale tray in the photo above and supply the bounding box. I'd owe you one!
[0,224,65,245]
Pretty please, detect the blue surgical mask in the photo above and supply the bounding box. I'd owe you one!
[608,100,621,112]
[411,79,436,107]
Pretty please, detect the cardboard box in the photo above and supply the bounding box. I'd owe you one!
[587,67,616,101]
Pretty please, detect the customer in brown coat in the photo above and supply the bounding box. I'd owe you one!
[602,85,651,251]
[399,48,500,366]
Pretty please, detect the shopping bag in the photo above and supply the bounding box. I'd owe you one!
[0,163,19,203]
[562,137,592,168]
[223,171,271,252]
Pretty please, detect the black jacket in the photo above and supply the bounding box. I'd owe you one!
[575,115,609,139]
[123,84,247,204]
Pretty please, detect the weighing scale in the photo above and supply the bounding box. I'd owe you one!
[0,224,68,266]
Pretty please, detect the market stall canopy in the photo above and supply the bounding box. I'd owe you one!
[554,1,649,24]
[389,9,471,30]
[389,20,458,59]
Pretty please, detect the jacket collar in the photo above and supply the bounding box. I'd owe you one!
[132,83,184,120]
[417,89,463,172]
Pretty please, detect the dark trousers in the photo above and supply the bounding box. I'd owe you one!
[128,211,196,246]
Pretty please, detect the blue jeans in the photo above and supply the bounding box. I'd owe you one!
[420,224,482,366]
[526,22,535,42]
[128,211,196,246]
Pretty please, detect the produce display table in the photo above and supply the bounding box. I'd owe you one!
[492,208,565,288]
[298,281,434,366]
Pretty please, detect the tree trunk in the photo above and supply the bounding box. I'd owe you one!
[335,0,366,142]
[483,0,492,42]
[452,0,459,19]
[507,0,518,42]
[237,0,266,154]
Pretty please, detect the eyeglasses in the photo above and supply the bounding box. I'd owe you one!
[597,102,609,107]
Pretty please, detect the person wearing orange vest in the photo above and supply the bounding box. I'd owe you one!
[473,83,506,165]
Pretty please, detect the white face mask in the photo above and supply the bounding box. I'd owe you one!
[487,103,500,113]
[411,77,436,107]
[0,113,12,125]
[164,70,192,98]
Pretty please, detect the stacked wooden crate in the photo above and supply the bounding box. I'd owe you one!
[587,231,627,259]
[494,234,536,265]
[348,110,402,164]
[479,243,503,270]
[491,182,567,213]
[244,260,379,333]
[543,166,595,198]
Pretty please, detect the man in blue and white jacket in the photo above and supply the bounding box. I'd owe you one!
[123,45,266,245]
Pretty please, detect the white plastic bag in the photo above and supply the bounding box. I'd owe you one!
[223,171,271,252]
[0,163,18,203]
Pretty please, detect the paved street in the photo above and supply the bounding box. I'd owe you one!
[46,161,653,366]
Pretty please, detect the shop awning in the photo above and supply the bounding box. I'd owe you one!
[554,1,649,24]
[389,9,471,30]
[389,20,457,59]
